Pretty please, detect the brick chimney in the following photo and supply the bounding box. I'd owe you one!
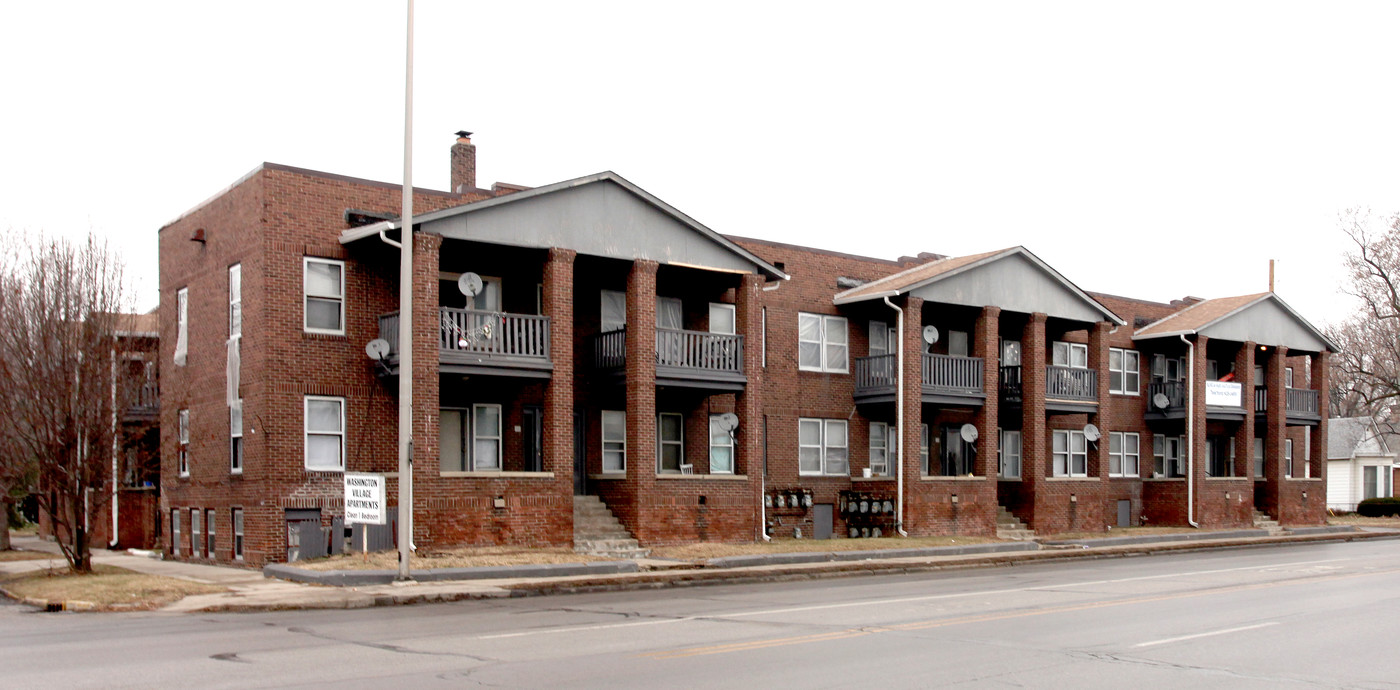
[450,131,476,193]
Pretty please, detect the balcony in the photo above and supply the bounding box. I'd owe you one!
[853,354,984,405]
[591,327,746,391]
[377,308,552,378]
[1000,365,1097,413]
[1255,386,1322,426]
[123,381,159,423]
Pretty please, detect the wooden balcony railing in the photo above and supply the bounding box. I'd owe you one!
[1255,386,1320,416]
[124,380,159,420]
[1046,365,1096,401]
[1148,380,1186,410]
[854,354,898,392]
[1000,365,1023,402]
[922,354,983,394]
[377,308,551,364]
[589,327,745,377]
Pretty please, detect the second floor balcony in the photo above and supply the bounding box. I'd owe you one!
[377,307,553,378]
[1255,386,1322,426]
[591,326,746,391]
[853,353,984,405]
[1000,365,1098,413]
[123,380,159,423]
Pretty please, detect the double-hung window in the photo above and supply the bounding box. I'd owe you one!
[171,510,181,556]
[437,404,503,472]
[602,411,626,472]
[868,321,896,356]
[174,287,189,366]
[999,429,1022,478]
[206,509,216,559]
[600,291,626,332]
[232,508,244,561]
[1109,432,1139,477]
[798,313,848,372]
[190,508,202,558]
[305,396,345,471]
[947,330,969,358]
[709,416,734,473]
[304,258,345,334]
[1052,341,1088,368]
[472,404,502,471]
[798,418,848,475]
[178,409,190,477]
[230,400,243,474]
[657,413,684,473]
[229,264,242,337]
[1284,438,1294,478]
[1109,348,1140,395]
[1053,429,1088,477]
[709,303,736,335]
[868,422,894,477]
[1153,435,1184,477]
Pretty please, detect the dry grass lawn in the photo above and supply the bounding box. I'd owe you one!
[1041,526,1201,541]
[1329,514,1400,528]
[296,546,604,571]
[650,535,998,561]
[0,549,60,563]
[0,564,226,610]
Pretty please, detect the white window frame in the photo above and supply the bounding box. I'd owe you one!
[1000,339,1022,366]
[472,404,503,471]
[868,321,895,356]
[1253,437,1265,478]
[230,399,243,474]
[1285,367,1295,388]
[171,509,181,556]
[229,264,242,338]
[1284,438,1294,478]
[1109,432,1140,477]
[920,424,931,475]
[869,422,893,477]
[232,508,244,561]
[657,412,684,473]
[303,257,346,335]
[178,408,190,477]
[999,429,1022,479]
[1053,429,1088,477]
[1154,435,1184,477]
[1053,341,1088,369]
[798,313,849,373]
[709,415,734,474]
[761,307,767,368]
[190,508,202,559]
[708,303,736,335]
[602,410,626,473]
[304,396,346,472]
[1109,348,1140,395]
[798,418,849,476]
[600,290,626,333]
[206,508,216,559]
[174,287,189,366]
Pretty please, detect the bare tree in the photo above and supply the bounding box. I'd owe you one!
[0,232,134,571]
[1326,209,1400,431]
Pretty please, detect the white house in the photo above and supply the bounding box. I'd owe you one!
[1326,417,1397,512]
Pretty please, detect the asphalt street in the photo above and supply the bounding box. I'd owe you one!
[4,539,1398,689]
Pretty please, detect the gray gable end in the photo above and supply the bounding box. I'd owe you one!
[908,252,1109,324]
[1199,298,1330,353]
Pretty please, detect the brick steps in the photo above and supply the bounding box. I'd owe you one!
[573,495,650,559]
[1252,509,1289,536]
[996,505,1036,541]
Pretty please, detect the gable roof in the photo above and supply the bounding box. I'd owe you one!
[1327,417,1393,460]
[341,171,787,281]
[833,246,1125,325]
[1133,292,1337,353]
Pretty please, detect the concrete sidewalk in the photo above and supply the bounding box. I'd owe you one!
[4,528,1398,614]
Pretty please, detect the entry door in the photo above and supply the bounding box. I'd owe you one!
[523,406,543,473]
[573,412,586,495]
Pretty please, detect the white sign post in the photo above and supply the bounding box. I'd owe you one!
[344,473,387,560]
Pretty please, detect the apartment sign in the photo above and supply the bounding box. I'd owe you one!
[1205,381,1242,407]
[344,473,387,525]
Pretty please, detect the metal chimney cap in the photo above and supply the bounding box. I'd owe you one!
[455,130,474,139]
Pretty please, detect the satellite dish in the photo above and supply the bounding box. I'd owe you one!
[457,272,484,298]
[922,326,940,344]
[1153,393,1171,410]
[1083,423,1101,442]
[716,413,739,432]
[364,339,391,361]
[960,423,979,443]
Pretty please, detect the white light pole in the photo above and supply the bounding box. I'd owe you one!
[396,0,415,581]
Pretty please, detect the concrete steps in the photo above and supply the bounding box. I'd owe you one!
[573,495,650,559]
[1252,509,1289,536]
[996,505,1037,541]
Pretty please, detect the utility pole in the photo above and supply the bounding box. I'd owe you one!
[396,0,415,582]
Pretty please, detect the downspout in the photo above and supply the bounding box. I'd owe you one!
[883,296,909,536]
[1180,334,1199,528]
[758,274,784,541]
[110,344,119,548]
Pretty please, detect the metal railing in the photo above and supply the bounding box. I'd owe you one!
[377,308,551,362]
[1255,386,1320,416]
[854,354,898,392]
[590,327,745,375]
[1148,380,1186,409]
[1046,365,1096,400]
[922,354,983,393]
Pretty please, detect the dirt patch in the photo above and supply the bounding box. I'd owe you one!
[0,549,60,563]
[1041,527,1200,541]
[1329,515,1400,528]
[296,546,604,571]
[0,564,226,611]
[650,535,998,561]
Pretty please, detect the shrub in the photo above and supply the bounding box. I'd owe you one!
[1357,497,1400,517]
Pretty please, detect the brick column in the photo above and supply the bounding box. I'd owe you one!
[901,296,925,532]
[1234,342,1256,479]
[542,249,576,497]
[1088,322,1110,480]
[1310,351,1330,495]
[1020,313,1047,528]
[1188,335,1209,524]
[974,306,1001,478]
[410,233,442,546]
[734,273,764,540]
[624,260,658,531]
[1262,345,1288,518]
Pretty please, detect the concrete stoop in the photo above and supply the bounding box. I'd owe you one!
[996,505,1036,541]
[1252,509,1289,536]
[573,495,650,559]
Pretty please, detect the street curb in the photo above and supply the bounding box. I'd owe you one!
[263,559,641,586]
[1041,529,1270,548]
[705,541,1039,569]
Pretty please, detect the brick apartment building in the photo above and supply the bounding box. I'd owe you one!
[159,135,1334,566]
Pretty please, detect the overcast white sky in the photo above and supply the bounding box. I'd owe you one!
[3,1,1399,325]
